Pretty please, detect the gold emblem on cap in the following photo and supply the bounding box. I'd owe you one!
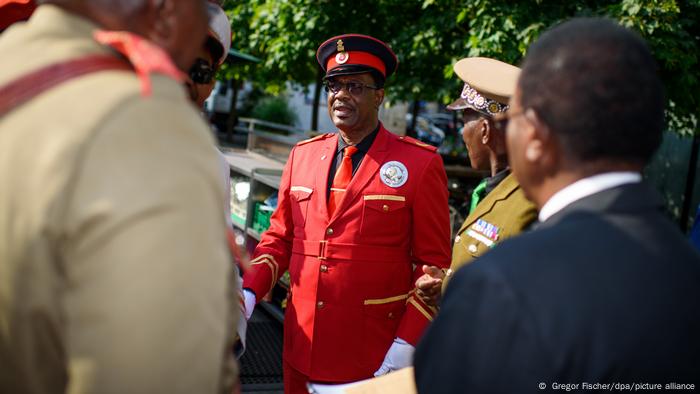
[335,39,349,64]
[335,52,349,64]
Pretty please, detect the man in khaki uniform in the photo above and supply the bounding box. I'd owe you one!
[0,1,238,393]
[416,58,537,305]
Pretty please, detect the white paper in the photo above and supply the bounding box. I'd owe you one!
[306,378,369,394]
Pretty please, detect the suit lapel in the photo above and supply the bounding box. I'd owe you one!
[457,173,519,235]
[315,134,337,221]
[329,125,390,223]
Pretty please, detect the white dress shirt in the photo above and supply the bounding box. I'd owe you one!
[538,172,642,222]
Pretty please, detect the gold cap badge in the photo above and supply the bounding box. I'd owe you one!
[335,39,348,64]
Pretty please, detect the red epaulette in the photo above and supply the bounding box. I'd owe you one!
[297,133,332,146]
[93,30,185,97]
[398,135,438,152]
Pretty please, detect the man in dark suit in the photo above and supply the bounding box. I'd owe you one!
[414,18,700,393]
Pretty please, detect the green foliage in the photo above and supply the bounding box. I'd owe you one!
[251,96,299,127]
[226,0,700,135]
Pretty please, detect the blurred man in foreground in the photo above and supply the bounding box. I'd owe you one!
[0,0,238,392]
[415,17,700,393]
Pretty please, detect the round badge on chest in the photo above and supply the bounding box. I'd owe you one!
[380,161,408,188]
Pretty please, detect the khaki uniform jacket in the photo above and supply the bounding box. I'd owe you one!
[445,173,537,288]
[0,5,237,394]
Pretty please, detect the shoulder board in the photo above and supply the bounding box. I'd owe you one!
[297,133,332,146]
[398,136,438,152]
[94,30,183,97]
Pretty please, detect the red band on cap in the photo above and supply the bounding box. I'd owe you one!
[326,51,386,77]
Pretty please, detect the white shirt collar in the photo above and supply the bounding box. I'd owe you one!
[538,172,643,222]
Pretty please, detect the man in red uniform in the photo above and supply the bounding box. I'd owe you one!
[242,34,451,392]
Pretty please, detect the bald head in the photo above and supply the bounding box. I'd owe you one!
[40,0,209,71]
[518,18,663,167]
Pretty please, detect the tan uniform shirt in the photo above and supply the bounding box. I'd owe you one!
[445,173,537,289]
[0,5,237,394]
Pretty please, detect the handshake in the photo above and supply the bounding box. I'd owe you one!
[414,265,450,307]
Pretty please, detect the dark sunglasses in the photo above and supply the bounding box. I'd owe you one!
[188,58,216,84]
[323,80,380,96]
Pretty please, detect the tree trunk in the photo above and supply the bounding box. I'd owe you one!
[407,99,419,138]
[311,67,323,132]
[226,78,240,143]
[680,133,700,232]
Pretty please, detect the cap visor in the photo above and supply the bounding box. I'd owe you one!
[446,97,470,111]
[325,64,378,79]
[446,98,493,117]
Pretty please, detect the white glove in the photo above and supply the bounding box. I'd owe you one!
[243,289,256,320]
[373,338,415,376]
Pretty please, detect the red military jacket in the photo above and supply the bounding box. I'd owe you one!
[243,124,451,382]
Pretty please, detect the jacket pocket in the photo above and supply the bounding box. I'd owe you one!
[360,195,407,236]
[289,186,313,227]
[362,294,407,368]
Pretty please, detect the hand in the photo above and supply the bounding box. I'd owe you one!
[374,338,415,376]
[243,289,256,320]
[415,265,446,307]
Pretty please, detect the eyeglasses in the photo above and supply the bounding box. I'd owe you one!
[493,109,525,131]
[323,80,380,96]
[188,58,216,84]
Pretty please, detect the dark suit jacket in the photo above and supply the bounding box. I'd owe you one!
[415,182,700,393]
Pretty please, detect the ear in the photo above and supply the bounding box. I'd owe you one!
[485,118,508,154]
[481,118,491,145]
[374,88,385,109]
[148,0,175,47]
[523,108,557,167]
